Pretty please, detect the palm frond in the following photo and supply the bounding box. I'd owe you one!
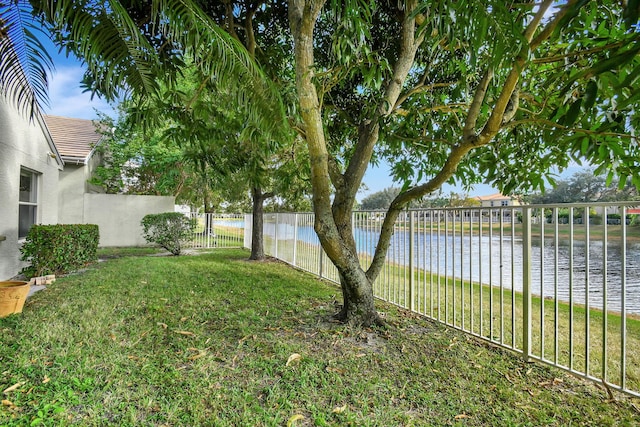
[34,0,290,141]
[0,0,54,119]
[35,0,162,100]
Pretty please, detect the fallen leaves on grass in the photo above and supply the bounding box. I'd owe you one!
[287,414,305,426]
[454,413,470,420]
[286,353,302,366]
[174,330,196,337]
[332,404,347,414]
[3,382,25,394]
[187,348,208,361]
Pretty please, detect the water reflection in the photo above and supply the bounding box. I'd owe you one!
[260,219,640,315]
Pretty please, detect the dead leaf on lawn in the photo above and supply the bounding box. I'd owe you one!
[3,382,25,394]
[174,330,196,337]
[157,322,168,329]
[332,404,347,413]
[454,414,470,420]
[287,414,305,427]
[286,353,302,367]
[2,399,14,407]
[326,366,346,374]
[42,376,50,384]
[188,350,207,361]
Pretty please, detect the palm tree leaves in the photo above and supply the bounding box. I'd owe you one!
[0,0,54,118]
[1,0,289,142]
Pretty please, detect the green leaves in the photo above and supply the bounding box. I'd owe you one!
[140,212,195,255]
[19,224,100,277]
[0,0,54,118]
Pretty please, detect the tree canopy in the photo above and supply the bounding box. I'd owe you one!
[527,169,640,204]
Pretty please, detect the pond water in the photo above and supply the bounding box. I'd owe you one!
[259,220,640,315]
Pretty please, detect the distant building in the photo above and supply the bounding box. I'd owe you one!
[475,193,521,208]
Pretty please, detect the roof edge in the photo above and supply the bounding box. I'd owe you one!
[36,110,64,169]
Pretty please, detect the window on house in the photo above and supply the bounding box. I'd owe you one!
[19,168,38,238]
[501,200,509,206]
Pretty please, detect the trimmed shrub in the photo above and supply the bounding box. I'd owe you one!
[141,213,195,255]
[20,224,100,278]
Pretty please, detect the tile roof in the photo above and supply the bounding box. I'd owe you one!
[475,193,512,201]
[43,115,104,162]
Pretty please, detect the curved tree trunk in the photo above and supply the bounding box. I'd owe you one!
[290,0,420,326]
[288,0,563,327]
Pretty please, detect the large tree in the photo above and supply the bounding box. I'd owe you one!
[289,0,640,325]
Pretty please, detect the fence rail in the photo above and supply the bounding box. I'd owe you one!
[242,203,640,397]
[185,213,245,249]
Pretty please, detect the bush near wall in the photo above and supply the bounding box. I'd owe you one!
[20,224,100,278]
[141,212,195,255]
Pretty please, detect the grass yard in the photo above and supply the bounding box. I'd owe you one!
[1,249,639,426]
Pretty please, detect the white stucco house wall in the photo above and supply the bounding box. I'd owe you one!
[0,96,64,280]
[43,115,175,247]
[0,106,175,280]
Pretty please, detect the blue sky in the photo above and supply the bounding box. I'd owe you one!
[41,38,114,120]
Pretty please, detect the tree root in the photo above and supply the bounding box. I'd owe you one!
[332,306,387,328]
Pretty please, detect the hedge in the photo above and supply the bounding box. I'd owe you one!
[20,224,100,278]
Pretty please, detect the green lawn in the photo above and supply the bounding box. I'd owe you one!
[1,249,638,426]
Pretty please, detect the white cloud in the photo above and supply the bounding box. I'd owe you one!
[43,65,115,120]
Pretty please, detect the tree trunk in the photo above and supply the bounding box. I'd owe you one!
[249,186,266,260]
[203,192,214,236]
[289,0,419,326]
[334,267,383,327]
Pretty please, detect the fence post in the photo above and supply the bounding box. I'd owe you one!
[293,213,298,266]
[522,207,532,361]
[409,210,416,312]
[274,213,279,259]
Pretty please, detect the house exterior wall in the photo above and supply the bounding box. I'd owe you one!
[0,98,62,280]
[477,196,521,208]
[58,164,86,224]
[83,194,175,247]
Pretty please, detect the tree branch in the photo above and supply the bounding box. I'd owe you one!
[342,0,424,201]
[327,155,344,189]
[504,118,636,140]
[463,68,493,139]
[533,41,627,64]
[480,0,569,141]
[393,82,456,111]
[366,142,474,282]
